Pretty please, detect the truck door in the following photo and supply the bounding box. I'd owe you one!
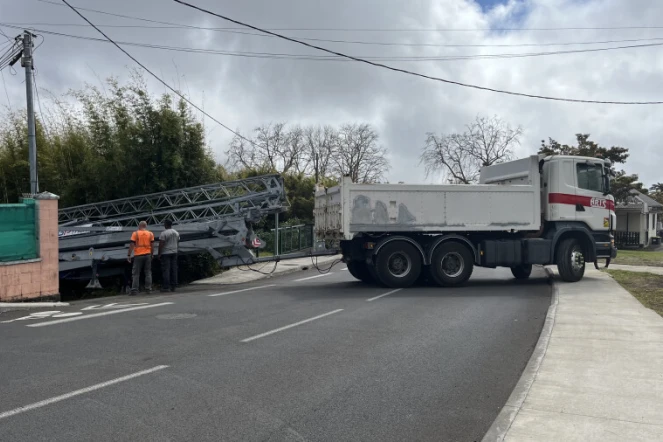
[546,157,578,222]
[574,159,612,232]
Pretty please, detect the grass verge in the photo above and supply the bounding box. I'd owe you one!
[613,249,663,267]
[607,270,663,317]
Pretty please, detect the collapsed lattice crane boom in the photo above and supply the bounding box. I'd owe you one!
[56,174,323,287]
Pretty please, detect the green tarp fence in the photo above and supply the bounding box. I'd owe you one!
[0,198,38,262]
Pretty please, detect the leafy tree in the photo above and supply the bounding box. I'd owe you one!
[0,70,218,206]
[420,115,521,184]
[539,134,629,165]
[611,172,648,203]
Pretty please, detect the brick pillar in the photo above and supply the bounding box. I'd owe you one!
[36,192,60,299]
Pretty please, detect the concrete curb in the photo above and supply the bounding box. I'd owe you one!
[0,302,69,308]
[481,266,559,442]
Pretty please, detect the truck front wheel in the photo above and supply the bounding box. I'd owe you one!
[430,242,474,287]
[374,241,422,288]
[347,261,375,284]
[511,264,532,280]
[556,238,585,282]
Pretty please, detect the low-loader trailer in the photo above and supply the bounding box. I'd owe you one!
[314,155,618,288]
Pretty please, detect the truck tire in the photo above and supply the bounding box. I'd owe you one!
[430,242,474,287]
[511,264,532,280]
[556,238,585,282]
[347,261,375,284]
[374,241,422,288]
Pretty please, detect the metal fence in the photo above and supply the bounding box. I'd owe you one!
[0,198,38,262]
[257,224,313,256]
[615,231,640,247]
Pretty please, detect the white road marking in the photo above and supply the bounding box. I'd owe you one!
[341,267,348,271]
[25,311,61,318]
[241,309,344,343]
[208,284,276,297]
[0,365,169,420]
[367,289,402,302]
[52,312,83,318]
[1,311,62,324]
[82,303,149,310]
[26,303,174,327]
[294,273,332,282]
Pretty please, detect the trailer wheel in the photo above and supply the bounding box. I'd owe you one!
[347,261,375,284]
[374,241,422,288]
[556,238,585,282]
[511,264,532,280]
[430,242,474,287]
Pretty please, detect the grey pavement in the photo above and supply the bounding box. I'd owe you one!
[193,255,342,285]
[0,265,550,442]
[487,268,663,442]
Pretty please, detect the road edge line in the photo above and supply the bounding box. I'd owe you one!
[0,302,69,308]
[481,266,559,442]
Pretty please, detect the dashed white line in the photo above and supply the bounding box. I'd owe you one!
[26,302,175,327]
[241,309,344,343]
[208,284,276,297]
[367,289,402,302]
[0,365,169,420]
[341,267,348,271]
[294,273,332,282]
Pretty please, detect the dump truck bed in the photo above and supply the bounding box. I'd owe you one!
[315,156,542,240]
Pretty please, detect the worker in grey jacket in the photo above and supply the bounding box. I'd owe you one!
[158,219,180,292]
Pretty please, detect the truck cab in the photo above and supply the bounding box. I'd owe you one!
[541,155,616,263]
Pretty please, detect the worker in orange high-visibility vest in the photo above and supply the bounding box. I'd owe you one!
[127,221,155,295]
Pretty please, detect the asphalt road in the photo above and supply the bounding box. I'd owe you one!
[0,265,551,442]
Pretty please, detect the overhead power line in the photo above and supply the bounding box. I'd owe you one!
[60,0,262,151]
[173,0,663,105]
[0,39,22,71]
[1,23,662,63]
[9,20,663,49]
[39,0,663,33]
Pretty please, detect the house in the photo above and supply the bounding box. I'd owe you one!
[615,189,663,247]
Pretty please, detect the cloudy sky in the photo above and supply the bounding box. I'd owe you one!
[0,0,662,186]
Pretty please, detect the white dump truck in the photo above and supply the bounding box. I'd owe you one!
[314,154,617,288]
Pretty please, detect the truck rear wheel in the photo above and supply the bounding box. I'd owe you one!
[347,261,375,284]
[374,241,422,288]
[430,242,474,287]
[556,238,585,282]
[511,264,532,280]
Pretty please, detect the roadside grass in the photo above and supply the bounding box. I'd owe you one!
[613,249,663,267]
[607,270,663,318]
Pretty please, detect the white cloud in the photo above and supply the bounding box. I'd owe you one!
[1,0,661,187]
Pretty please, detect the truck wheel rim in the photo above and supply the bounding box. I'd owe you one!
[441,252,464,278]
[571,247,584,272]
[387,252,411,278]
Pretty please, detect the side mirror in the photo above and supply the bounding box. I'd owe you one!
[603,174,611,196]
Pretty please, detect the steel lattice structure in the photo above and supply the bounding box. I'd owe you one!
[58,174,286,226]
[57,174,305,286]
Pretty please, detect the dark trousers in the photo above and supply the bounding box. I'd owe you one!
[161,253,178,290]
[132,255,152,292]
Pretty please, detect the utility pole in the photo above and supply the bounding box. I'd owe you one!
[21,31,38,194]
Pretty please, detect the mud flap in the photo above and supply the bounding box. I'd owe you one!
[594,258,612,270]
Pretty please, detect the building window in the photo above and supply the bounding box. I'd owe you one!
[576,163,603,193]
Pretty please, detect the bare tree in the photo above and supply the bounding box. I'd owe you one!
[420,115,522,184]
[333,123,390,184]
[301,125,337,182]
[225,123,305,174]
